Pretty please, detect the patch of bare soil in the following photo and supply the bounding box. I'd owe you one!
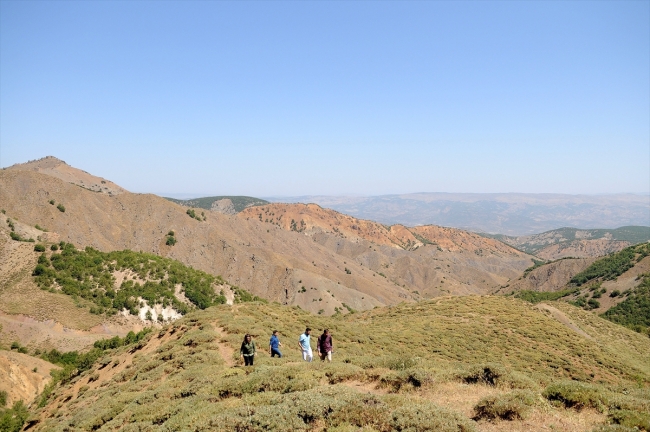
[0,311,135,352]
[338,380,387,396]
[0,350,58,406]
[476,408,605,432]
[421,382,503,418]
[213,325,237,366]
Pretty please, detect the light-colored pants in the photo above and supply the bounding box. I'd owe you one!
[302,348,313,362]
[319,351,332,362]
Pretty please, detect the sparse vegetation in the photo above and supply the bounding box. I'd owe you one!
[186,209,203,221]
[602,273,650,335]
[56,204,66,213]
[523,258,547,276]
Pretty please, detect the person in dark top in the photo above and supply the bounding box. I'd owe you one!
[240,334,256,366]
[317,328,333,362]
[269,330,283,358]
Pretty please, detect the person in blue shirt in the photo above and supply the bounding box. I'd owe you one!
[298,327,313,362]
[269,330,283,358]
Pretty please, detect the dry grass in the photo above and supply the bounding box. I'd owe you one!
[21,296,650,431]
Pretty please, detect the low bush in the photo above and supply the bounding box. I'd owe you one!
[0,400,29,432]
[543,381,608,411]
[515,288,579,303]
[473,390,538,420]
[608,409,650,431]
[56,204,65,213]
[34,244,45,252]
[379,368,433,392]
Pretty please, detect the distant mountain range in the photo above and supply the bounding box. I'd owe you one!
[483,226,650,260]
[164,196,268,214]
[267,193,650,236]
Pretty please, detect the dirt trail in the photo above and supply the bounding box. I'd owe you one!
[213,325,236,367]
[535,303,592,339]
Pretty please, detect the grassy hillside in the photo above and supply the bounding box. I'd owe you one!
[512,243,650,335]
[22,296,650,432]
[165,196,269,212]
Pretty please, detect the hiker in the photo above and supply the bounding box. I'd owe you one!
[298,327,313,362]
[269,330,283,358]
[317,328,333,362]
[240,334,256,366]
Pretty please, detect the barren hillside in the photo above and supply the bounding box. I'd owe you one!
[6,156,127,195]
[1,166,535,319]
[502,258,596,294]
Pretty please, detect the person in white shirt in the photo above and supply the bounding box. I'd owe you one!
[298,327,313,362]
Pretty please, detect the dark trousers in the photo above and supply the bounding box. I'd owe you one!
[244,355,254,366]
[271,348,282,358]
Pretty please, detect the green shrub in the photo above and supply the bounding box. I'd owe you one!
[33,244,45,252]
[50,244,58,251]
[186,209,202,221]
[570,246,640,285]
[166,235,177,246]
[515,288,579,303]
[30,248,244,315]
[610,290,621,298]
[379,368,433,392]
[0,391,6,407]
[455,363,506,386]
[49,200,55,205]
[543,381,608,411]
[473,390,538,420]
[56,204,65,212]
[587,299,601,309]
[608,409,650,431]
[0,400,29,432]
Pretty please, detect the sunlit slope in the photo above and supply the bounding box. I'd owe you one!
[0,169,412,313]
[487,226,650,260]
[1,166,535,314]
[239,203,533,296]
[27,296,650,431]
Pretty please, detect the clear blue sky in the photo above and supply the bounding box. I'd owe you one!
[1,1,648,196]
